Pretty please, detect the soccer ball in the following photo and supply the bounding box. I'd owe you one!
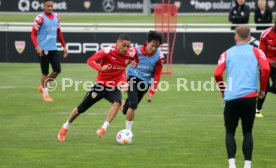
[116,129,133,145]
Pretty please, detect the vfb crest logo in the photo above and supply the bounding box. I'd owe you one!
[83,1,91,10]
[192,42,204,56]
[15,41,26,54]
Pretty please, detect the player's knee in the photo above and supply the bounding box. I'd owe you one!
[129,101,138,110]
[42,71,49,76]
[122,104,128,115]
[77,105,87,114]
[54,69,61,74]
[242,127,253,135]
[226,126,237,134]
[112,102,121,110]
[243,131,252,137]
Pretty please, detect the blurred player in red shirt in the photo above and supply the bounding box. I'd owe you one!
[256,15,276,117]
[58,34,135,142]
[31,0,68,102]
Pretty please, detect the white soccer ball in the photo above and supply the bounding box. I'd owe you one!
[116,129,133,145]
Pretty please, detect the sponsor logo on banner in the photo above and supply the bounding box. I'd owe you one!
[84,1,91,10]
[102,0,115,12]
[56,42,168,55]
[192,42,203,56]
[189,0,256,11]
[15,41,26,54]
[268,0,275,8]
[117,2,143,10]
[18,0,67,12]
[18,0,30,12]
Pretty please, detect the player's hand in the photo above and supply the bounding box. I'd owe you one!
[132,61,138,68]
[63,47,68,58]
[221,91,224,99]
[119,82,129,92]
[36,46,43,56]
[101,64,112,72]
[270,61,276,68]
[147,93,153,103]
[258,91,265,99]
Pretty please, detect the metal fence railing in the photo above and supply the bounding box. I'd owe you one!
[0,22,273,32]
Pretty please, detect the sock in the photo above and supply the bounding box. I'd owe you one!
[101,121,110,130]
[244,160,251,168]
[256,107,261,113]
[126,120,133,132]
[228,158,236,168]
[43,87,49,96]
[63,121,71,129]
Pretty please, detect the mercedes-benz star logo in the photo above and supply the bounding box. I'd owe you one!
[102,0,115,13]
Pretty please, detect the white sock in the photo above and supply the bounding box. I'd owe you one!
[244,160,251,168]
[228,158,236,168]
[63,121,71,129]
[101,121,110,130]
[43,87,49,96]
[126,120,133,132]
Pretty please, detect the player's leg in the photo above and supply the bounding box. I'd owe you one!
[48,51,61,83]
[126,80,150,132]
[257,67,276,115]
[224,99,240,168]
[122,76,138,115]
[58,84,104,142]
[256,82,269,116]
[268,67,276,94]
[136,80,150,104]
[38,53,52,102]
[40,51,61,101]
[240,98,256,168]
[124,76,142,132]
[96,87,122,138]
[122,98,129,115]
[256,72,270,117]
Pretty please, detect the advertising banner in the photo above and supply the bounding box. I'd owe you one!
[0,30,262,64]
[1,0,275,13]
[152,0,276,13]
[0,0,144,13]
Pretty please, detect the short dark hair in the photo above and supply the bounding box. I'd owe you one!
[117,34,131,41]
[44,0,53,3]
[147,31,163,44]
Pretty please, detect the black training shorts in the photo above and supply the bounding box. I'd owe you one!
[122,76,150,114]
[77,83,122,113]
[38,50,61,75]
[224,97,256,133]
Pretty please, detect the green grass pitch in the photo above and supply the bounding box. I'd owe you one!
[0,13,275,168]
[0,13,258,23]
[0,63,276,168]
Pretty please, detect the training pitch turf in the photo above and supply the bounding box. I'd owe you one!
[0,13,258,24]
[0,63,275,168]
